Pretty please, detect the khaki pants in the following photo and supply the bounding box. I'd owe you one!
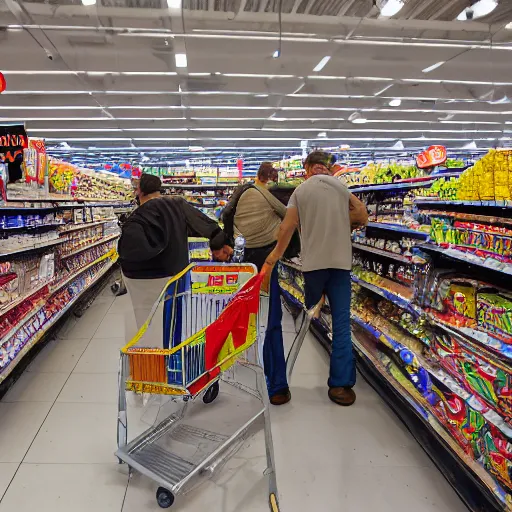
[123,274,170,348]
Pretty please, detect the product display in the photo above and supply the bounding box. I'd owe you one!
[0,201,121,383]
[277,151,512,511]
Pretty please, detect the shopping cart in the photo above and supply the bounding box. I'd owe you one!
[116,262,281,510]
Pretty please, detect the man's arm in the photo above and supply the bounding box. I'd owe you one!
[262,206,299,273]
[179,198,233,261]
[349,193,368,229]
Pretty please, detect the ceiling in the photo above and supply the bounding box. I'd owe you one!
[1,0,512,166]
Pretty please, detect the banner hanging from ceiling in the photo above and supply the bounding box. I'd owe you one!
[0,125,28,162]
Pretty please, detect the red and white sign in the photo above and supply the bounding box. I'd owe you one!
[417,145,447,169]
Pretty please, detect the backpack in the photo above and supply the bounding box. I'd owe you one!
[221,183,255,244]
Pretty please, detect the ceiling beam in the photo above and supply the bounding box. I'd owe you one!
[9,2,498,35]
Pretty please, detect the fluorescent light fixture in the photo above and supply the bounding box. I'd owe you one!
[167,0,181,7]
[507,22,512,29]
[378,0,405,17]
[422,61,446,73]
[272,50,280,58]
[374,84,394,96]
[175,53,187,68]
[349,112,367,124]
[352,118,368,124]
[81,0,96,5]
[317,132,327,138]
[457,0,497,20]
[255,94,269,97]
[313,56,331,72]
[189,145,205,151]
[389,99,401,107]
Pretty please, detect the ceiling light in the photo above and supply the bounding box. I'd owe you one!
[175,53,187,68]
[462,141,478,149]
[313,56,331,72]
[189,146,205,151]
[507,22,512,29]
[349,112,367,124]
[255,94,269,97]
[317,132,327,138]
[81,0,96,5]
[457,0,497,20]
[167,0,181,7]
[389,99,401,107]
[422,61,446,73]
[378,0,405,17]
[374,84,394,96]
[390,140,405,150]
[272,50,280,58]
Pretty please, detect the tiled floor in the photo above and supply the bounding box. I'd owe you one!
[0,283,468,512]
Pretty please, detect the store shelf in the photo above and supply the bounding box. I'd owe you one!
[0,238,64,258]
[349,178,437,194]
[59,218,116,234]
[415,199,512,208]
[366,222,429,238]
[353,314,512,438]
[352,243,412,263]
[351,275,419,315]
[0,257,116,383]
[0,223,65,231]
[427,315,512,362]
[420,243,512,276]
[59,233,120,260]
[0,280,51,318]
[162,184,237,190]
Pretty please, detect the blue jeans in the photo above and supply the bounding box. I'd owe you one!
[263,266,289,397]
[303,269,355,389]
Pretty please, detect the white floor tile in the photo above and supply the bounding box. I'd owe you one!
[24,402,117,464]
[107,294,133,315]
[0,464,18,498]
[27,338,90,374]
[0,402,52,463]
[344,465,468,512]
[57,303,109,339]
[2,372,69,403]
[94,313,126,339]
[0,463,127,512]
[57,372,118,403]
[73,337,124,374]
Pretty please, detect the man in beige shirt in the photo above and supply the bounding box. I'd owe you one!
[231,162,290,405]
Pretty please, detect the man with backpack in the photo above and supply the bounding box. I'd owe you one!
[222,162,290,405]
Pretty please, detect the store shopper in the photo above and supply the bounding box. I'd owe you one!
[118,173,232,329]
[263,151,368,406]
[222,162,290,406]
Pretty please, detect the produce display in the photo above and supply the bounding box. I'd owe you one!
[418,149,512,202]
[346,161,424,186]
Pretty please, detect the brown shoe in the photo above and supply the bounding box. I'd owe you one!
[270,388,291,406]
[328,387,356,406]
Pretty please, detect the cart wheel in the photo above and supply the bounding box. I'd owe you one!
[156,487,174,508]
[203,381,220,404]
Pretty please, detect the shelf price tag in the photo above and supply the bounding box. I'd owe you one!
[416,145,447,169]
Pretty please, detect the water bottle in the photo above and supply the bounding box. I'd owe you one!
[232,236,245,263]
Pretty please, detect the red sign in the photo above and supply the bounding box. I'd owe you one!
[417,145,447,169]
[0,73,6,94]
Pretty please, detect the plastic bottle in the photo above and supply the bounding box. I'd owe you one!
[232,236,246,263]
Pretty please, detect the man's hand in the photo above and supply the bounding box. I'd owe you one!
[212,245,233,262]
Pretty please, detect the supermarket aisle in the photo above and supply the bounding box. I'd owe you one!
[0,284,468,512]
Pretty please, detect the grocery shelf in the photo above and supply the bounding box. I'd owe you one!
[352,242,412,264]
[353,315,512,439]
[58,218,117,234]
[420,243,512,276]
[59,233,120,260]
[0,257,116,383]
[349,178,437,193]
[0,223,65,231]
[415,199,512,208]
[366,222,429,238]
[162,184,237,190]
[0,279,51,318]
[0,238,64,258]
[351,275,418,315]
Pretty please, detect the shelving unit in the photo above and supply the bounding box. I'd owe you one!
[278,153,512,511]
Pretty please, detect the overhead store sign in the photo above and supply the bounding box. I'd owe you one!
[416,145,447,169]
[0,124,28,162]
[0,72,6,94]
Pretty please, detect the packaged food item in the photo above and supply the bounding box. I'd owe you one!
[477,292,512,341]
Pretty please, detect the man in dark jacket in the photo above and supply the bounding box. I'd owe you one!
[118,174,232,329]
